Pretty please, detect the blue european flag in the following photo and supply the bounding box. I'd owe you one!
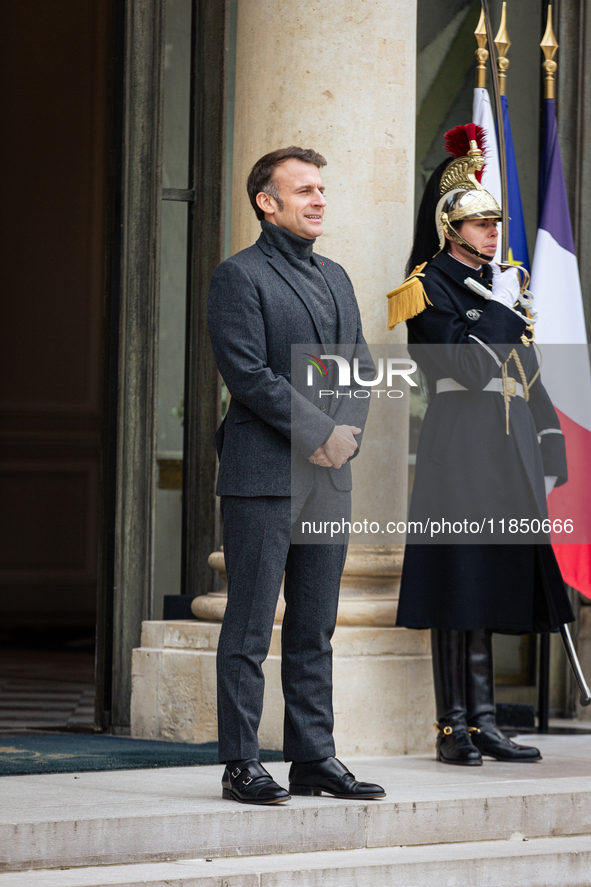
[501,95,530,271]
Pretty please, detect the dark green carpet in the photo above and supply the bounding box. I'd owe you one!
[0,735,283,776]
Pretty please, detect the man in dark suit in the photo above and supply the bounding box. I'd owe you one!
[208,146,385,804]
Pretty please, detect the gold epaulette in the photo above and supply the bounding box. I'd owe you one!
[386,262,431,330]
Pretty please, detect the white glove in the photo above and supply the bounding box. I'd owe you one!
[490,263,520,309]
[464,272,536,326]
[545,475,557,496]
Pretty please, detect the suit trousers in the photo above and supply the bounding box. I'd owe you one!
[217,474,349,763]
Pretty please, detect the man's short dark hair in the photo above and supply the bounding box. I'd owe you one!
[247,146,327,220]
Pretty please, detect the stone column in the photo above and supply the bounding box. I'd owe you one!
[131,0,435,755]
[230,0,416,537]
[193,545,402,627]
[230,0,415,344]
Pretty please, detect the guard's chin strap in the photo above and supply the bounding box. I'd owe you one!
[439,213,494,262]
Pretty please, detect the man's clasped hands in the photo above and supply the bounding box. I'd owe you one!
[308,424,361,469]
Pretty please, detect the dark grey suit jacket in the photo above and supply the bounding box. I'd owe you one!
[207,229,373,498]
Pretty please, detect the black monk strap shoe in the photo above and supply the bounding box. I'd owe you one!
[435,723,482,766]
[221,760,290,805]
[288,756,386,799]
[469,725,542,762]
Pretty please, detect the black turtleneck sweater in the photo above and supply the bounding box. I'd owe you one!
[261,220,338,344]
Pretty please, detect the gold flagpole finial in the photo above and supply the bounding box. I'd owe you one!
[474,9,489,89]
[541,4,559,99]
[494,2,511,97]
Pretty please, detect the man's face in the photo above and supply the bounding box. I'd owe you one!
[258,159,326,240]
[452,218,499,264]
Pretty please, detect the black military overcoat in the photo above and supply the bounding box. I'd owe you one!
[396,252,575,633]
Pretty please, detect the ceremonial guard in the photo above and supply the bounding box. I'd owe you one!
[387,124,575,766]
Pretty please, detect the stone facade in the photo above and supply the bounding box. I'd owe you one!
[131,618,434,756]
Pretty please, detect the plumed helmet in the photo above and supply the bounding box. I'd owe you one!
[387,126,502,327]
[435,123,501,257]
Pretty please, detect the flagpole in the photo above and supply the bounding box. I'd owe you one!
[474,10,488,89]
[480,0,509,263]
[540,3,558,99]
[537,4,591,708]
[536,7,557,730]
[493,3,511,99]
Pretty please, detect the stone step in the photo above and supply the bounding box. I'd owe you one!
[1,735,591,873]
[2,835,591,887]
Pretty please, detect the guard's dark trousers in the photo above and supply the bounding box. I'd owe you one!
[217,493,347,763]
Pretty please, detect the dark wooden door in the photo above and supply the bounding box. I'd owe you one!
[0,1,111,629]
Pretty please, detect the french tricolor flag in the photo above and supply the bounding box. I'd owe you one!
[473,87,530,269]
[531,97,591,600]
[473,87,502,264]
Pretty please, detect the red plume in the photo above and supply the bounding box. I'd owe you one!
[443,123,487,182]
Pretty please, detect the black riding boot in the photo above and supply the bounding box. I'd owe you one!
[431,629,482,766]
[466,629,541,762]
